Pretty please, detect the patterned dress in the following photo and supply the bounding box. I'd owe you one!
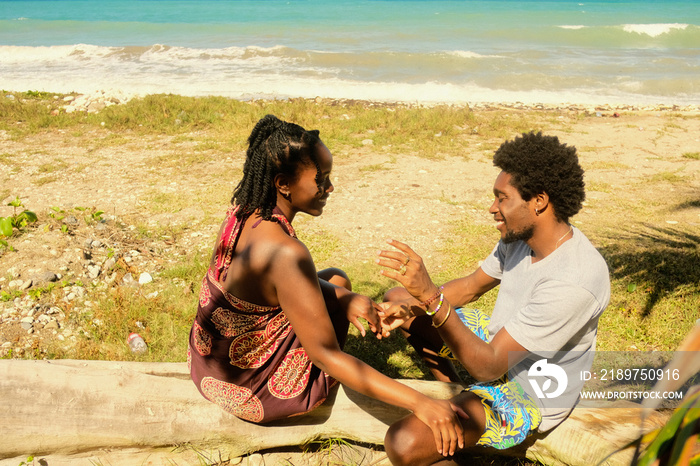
[188,206,336,423]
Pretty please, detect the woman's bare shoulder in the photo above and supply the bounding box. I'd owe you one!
[248,221,312,266]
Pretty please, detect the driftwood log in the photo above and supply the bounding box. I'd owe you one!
[0,359,670,465]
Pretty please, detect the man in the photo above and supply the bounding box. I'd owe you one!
[376,131,610,465]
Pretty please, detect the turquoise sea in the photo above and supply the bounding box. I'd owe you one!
[1,0,699,105]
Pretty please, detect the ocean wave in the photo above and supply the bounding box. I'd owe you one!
[0,43,301,64]
[0,44,86,62]
[2,62,695,107]
[540,23,700,48]
[0,41,697,107]
[445,50,502,59]
[120,44,297,62]
[622,23,689,38]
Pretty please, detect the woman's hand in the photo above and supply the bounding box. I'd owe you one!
[413,396,467,457]
[339,292,390,339]
[376,299,416,332]
[376,239,440,303]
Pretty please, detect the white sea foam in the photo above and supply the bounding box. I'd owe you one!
[217,78,684,107]
[0,67,691,107]
[0,41,697,107]
[0,45,75,62]
[446,50,500,59]
[622,23,689,37]
[0,44,134,63]
[559,25,586,30]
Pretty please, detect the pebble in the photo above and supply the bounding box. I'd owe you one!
[138,272,153,284]
[32,271,58,286]
[87,264,102,279]
[44,321,59,330]
[122,273,138,287]
[8,280,23,289]
[243,454,264,466]
[103,257,116,271]
[63,215,79,226]
[62,91,133,114]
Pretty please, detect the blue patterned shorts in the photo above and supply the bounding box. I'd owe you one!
[438,308,542,450]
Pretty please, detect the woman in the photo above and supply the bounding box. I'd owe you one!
[188,114,464,457]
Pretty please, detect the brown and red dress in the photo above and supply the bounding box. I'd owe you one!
[188,206,336,423]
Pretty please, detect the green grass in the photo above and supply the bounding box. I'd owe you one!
[297,227,343,266]
[33,175,59,186]
[584,180,612,193]
[647,170,687,184]
[0,91,571,160]
[146,190,190,214]
[45,250,208,361]
[37,159,68,173]
[583,160,630,171]
[592,224,700,351]
[0,152,17,165]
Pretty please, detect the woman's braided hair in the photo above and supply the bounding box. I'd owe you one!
[232,115,322,220]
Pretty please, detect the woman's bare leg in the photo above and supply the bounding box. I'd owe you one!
[318,267,352,346]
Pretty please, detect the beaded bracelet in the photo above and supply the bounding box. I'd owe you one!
[425,293,443,316]
[420,286,444,309]
[432,304,452,329]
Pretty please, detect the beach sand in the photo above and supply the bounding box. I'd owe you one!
[0,98,699,465]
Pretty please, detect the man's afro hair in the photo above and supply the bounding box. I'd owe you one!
[493,131,585,223]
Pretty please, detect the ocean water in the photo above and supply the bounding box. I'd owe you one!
[1,0,699,106]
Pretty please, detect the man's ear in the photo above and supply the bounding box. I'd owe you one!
[534,192,550,215]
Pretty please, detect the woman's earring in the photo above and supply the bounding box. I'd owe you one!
[535,207,540,216]
[281,192,291,201]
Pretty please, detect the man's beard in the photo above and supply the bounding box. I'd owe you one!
[503,224,535,244]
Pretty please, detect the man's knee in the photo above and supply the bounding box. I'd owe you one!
[384,417,425,466]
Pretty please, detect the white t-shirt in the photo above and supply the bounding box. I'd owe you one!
[480,226,610,432]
